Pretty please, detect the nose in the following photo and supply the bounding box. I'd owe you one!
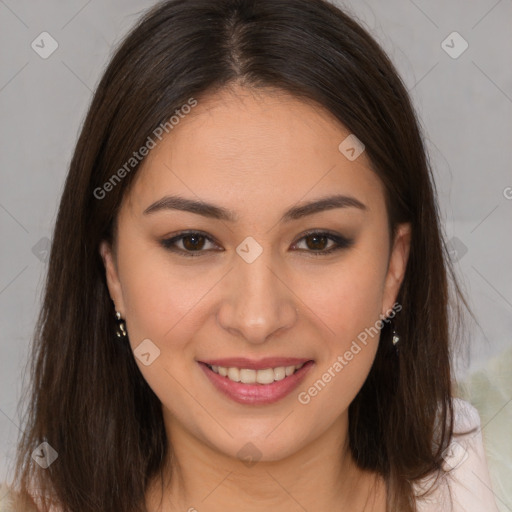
[216,253,298,345]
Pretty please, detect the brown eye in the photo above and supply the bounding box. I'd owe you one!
[304,233,329,251]
[161,230,353,258]
[181,234,206,251]
[160,231,219,257]
[293,231,354,256]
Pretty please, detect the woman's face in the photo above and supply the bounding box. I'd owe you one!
[100,85,410,463]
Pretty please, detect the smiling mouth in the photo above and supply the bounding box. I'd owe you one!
[198,360,315,405]
[204,362,308,385]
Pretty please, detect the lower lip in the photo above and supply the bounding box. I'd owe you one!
[198,361,314,405]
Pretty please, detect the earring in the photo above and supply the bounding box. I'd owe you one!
[391,327,400,355]
[115,311,127,339]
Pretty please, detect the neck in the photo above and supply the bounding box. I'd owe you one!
[145,409,386,512]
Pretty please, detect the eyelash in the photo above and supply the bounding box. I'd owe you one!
[160,230,354,258]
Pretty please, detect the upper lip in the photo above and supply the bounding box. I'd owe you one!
[199,357,312,370]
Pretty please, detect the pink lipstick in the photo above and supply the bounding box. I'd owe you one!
[197,358,314,405]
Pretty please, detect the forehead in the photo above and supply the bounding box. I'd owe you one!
[123,85,385,219]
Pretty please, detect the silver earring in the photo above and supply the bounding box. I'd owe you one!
[115,311,127,339]
[391,327,400,355]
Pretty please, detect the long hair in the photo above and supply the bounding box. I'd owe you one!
[12,0,472,510]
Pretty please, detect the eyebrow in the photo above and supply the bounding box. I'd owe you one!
[143,193,367,222]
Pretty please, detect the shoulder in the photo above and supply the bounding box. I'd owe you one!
[414,398,500,512]
[0,483,40,512]
[450,396,481,433]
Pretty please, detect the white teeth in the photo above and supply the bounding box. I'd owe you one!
[240,369,257,384]
[274,367,286,381]
[285,365,296,376]
[255,368,275,384]
[208,362,307,384]
[227,367,240,382]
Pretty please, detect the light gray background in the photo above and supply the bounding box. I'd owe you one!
[1,0,511,504]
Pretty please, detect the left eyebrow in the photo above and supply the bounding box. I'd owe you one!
[280,194,367,222]
[142,193,367,222]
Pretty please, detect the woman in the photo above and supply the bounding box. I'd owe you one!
[3,0,500,510]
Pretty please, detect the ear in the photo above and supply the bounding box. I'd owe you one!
[381,223,411,316]
[99,240,126,316]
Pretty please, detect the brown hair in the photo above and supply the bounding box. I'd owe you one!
[12,0,472,510]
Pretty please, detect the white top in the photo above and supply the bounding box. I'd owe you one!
[0,398,500,511]
[414,397,500,511]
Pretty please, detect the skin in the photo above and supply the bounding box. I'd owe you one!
[100,83,411,512]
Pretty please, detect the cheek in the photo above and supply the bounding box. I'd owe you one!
[305,251,387,345]
[116,243,209,414]
[295,258,385,417]
[117,239,210,346]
